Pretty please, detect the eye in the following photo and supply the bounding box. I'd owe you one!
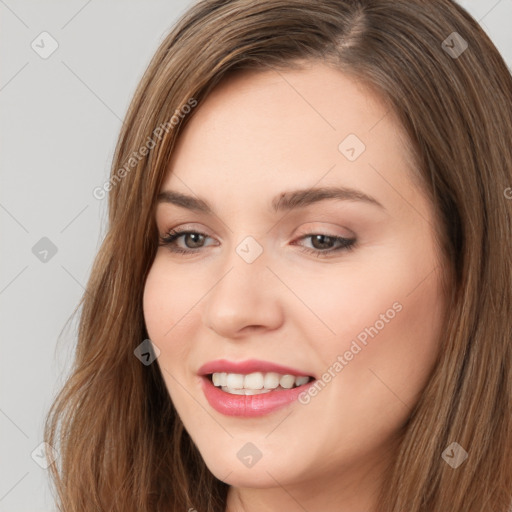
[158,229,215,255]
[158,229,357,258]
[292,233,356,258]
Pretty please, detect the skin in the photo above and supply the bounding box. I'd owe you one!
[142,61,449,512]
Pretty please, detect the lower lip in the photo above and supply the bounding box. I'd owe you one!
[200,375,316,417]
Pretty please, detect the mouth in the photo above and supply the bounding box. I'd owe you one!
[205,372,316,395]
[200,371,318,417]
[197,359,317,414]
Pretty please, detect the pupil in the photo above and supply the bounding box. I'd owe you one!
[186,233,204,248]
[312,234,333,249]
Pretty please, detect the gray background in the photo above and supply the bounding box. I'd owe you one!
[0,1,510,510]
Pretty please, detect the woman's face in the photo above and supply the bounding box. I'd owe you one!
[143,62,448,509]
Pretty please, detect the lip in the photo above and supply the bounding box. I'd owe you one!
[200,374,316,417]
[197,358,315,378]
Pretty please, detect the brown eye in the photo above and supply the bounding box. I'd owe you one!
[293,233,357,258]
[181,232,206,248]
[159,229,215,254]
[309,234,337,250]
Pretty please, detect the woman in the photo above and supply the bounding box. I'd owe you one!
[44,1,512,511]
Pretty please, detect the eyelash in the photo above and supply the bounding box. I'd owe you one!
[158,229,356,258]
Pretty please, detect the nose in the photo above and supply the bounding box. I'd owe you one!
[202,245,284,338]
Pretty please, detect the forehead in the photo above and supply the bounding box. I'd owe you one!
[161,62,418,212]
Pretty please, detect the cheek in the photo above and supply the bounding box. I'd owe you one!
[287,228,442,363]
[142,256,211,388]
[311,248,446,415]
[142,257,197,339]
[142,270,165,337]
[142,260,197,407]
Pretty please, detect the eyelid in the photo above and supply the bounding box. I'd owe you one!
[158,222,215,238]
[293,222,355,239]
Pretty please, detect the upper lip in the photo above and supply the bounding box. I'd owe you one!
[198,358,316,378]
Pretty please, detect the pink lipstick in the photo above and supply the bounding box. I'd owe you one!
[198,359,316,417]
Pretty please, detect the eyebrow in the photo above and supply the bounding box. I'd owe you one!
[157,186,385,214]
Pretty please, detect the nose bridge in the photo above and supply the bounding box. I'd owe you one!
[210,234,270,308]
[202,234,283,335]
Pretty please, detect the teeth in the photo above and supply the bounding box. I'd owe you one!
[220,387,273,395]
[280,374,295,389]
[226,373,244,389]
[245,372,264,389]
[211,372,312,394]
[243,388,271,395]
[294,376,310,386]
[263,372,280,389]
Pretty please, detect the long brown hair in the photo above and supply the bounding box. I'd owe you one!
[44,1,512,510]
